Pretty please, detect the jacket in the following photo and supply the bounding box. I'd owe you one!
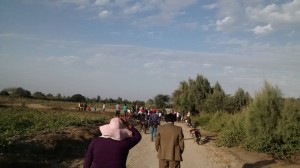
[155,123,184,161]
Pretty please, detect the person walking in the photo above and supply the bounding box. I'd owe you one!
[149,111,160,141]
[116,103,120,117]
[123,103,128,118]
[155,113,184,168]
[83,117,141,168]
[102,103,106,112]
[176,111,180,123]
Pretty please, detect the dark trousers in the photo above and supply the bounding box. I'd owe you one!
[159,159,181,168]
[116,110,120,117]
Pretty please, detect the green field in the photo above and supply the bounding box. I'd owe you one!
[0,97,115,167]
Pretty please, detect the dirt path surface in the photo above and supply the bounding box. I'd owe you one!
[126,121,225,168]
[126,122,299,168]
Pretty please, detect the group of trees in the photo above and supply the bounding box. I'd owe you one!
[0,87,136,104]
[172,74,252,115]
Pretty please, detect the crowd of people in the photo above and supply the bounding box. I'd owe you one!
[83,102,190,168]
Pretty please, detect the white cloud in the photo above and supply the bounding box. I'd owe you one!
[215,16,234,31]
[246,0,300,28]
[203,63,212,67]
[203,3,217,10]
[224,66,233,73]
[252,24,273,35]
[94,0,110,6]
[123,2,142,14]
[134,0,198,26]
[99,10,111,18]
[57,0,90,9]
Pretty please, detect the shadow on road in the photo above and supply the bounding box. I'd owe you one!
[242,159,276,168]
[184,135,216,145]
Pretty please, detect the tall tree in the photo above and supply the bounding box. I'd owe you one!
[154,94,170,109]
[33,92,47,99]
[233,88,252,112]
[203,82,225,112]
[70,94,86,102]
[189,75,212,112]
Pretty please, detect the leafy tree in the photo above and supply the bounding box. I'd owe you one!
[56,93,62,98]
[117,97,122,103]
[277,98,300,157]
[233,88,252,112]
[33,92,47,99]
[0,90,9,96]
[172,81,188,111]
[97,95,101,102]
[47,93,54,99]
[70,94,86,102]
[245,82,283,151]
[223,95,236,113]
[189,75,212,113]
[203,82,225,112]
[10,87,31,98]
[146,99,154,107]
[154,94,170,109]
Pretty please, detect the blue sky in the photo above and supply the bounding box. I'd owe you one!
[0,0,299,101]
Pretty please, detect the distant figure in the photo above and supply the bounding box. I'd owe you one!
[102,103,106,112]
[78,102,84,110]
[155,113,184,168]
[187,111,191,118]
[116,103,120,117]
[158,111,162,124]
[123,103,128,118]
[84,102,87,111]
[176,111,180,123]
[149,111,160,141]
[84,117,141,168]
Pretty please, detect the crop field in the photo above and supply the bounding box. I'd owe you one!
[0,97,114,167]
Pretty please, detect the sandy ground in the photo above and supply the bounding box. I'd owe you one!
[126,121,226,168]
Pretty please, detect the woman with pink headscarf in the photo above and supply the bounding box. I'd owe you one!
[83,117,142,168]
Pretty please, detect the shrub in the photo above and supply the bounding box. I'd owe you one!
[206,112,232,133]
[216,113,246,147]
[243,82,300,159]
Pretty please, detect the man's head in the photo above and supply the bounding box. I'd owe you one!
[165,113,175,122]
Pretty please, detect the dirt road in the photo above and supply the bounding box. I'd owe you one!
[127,122,228,168]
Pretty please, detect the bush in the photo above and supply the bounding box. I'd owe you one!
[216,113,246,147]
[243,82,299,159]
[205,112,231,133]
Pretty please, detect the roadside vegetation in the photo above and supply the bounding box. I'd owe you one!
[172,74,300,161]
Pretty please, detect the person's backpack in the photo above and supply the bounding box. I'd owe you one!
[152,121,159,128]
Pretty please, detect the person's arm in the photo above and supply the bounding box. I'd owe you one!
[120,118,142,149]
[128,126,142,148]
[179,127,184,154]
[83,139,95,168]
